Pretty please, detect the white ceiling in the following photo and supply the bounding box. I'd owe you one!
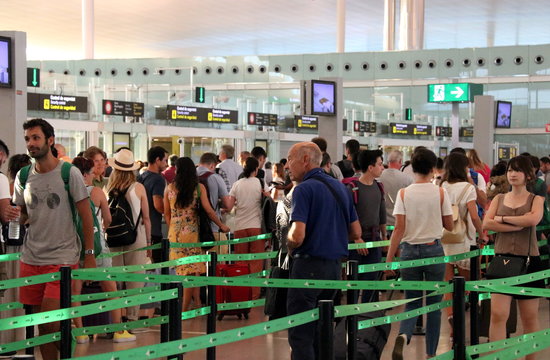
[2,0,550,60]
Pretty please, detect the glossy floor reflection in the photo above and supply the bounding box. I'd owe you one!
[22,292,550,359]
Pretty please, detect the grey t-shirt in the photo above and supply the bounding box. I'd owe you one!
[197,166,228,232]
[354,181,386,239]
[13,161,89,265]
[379,168,413,226]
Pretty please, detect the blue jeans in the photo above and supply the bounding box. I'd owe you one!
[398,240,446,357]
[348,246,382,303]
[287,257,341,360]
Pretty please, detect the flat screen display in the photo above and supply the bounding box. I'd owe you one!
[495,101,512,128]
[0,36,12,88]
[311,80,336,116]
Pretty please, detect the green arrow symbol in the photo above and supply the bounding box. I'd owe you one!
[32,68,38,86]
[199,88,204,102]
[450,86,464,98]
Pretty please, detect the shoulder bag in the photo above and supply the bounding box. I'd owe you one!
[196,184,216,250]
[486,195,535,279]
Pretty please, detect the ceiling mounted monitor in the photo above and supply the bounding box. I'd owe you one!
[0,36,13,88]
[311,80,336,116]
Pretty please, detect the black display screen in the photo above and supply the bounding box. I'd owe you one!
[103,100,144,117]
[495,101,512,128]
[311,80,336,116]
[0,36,12,88]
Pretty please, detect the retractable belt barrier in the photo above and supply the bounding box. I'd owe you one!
[1,228,550,360]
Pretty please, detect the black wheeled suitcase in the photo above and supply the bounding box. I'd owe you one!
[81,282,112,327]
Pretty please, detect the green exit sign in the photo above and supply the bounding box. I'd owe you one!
[427,83,483,103]
[195,87,205,103]
[27,67,40,87]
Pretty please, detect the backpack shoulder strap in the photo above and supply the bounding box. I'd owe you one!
[18,164,32,190]
[400,188,406,202]
[375,180,385,196]
[61,161,72,190]
[456,183,472,205]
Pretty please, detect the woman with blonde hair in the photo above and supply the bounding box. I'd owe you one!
[106,149,151,324]
[467,148,491,184]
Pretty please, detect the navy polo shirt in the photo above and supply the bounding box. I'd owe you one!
[290,168,358,260]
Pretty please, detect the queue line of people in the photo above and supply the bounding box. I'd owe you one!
[1,118,549,360]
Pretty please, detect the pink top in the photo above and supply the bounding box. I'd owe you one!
[476,164,491,184]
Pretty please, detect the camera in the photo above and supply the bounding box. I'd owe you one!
[177,138,184,144]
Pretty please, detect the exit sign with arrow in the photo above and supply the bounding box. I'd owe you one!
[27,68,40,87]
[427,83,483,103]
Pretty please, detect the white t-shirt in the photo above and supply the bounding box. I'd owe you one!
[393,183,453,244]
[470,171,487,193]
[441,182,477,251]
[229,177,262,231]
[0,173,10,243]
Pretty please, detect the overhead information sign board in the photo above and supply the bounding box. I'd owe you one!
[436,126,452,137]
[102,100,144,117]
[390,123,432,136]
[248,112,277,126]
[460,127,474,137]
[427,83,483,103]
[497,145,518,161]
[353,121,377,133]
[295,115,318,129]
[28,93,88,113]
[166,105,238,124]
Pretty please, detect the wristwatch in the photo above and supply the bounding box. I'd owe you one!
[84,249,95,256]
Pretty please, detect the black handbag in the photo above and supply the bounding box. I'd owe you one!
[196,185,215,250]
[264,251,290,320]
[486,216,533,280]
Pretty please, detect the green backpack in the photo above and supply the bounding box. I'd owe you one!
[19,161,102,259]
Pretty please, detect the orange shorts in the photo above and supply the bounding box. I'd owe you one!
[19,262,79,306]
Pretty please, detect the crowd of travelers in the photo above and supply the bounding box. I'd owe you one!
[0,118,549,360]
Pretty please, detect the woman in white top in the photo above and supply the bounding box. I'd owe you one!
[106,149,151,323]
[439,152,487,331]
[385,148,454,360]
[226,157,267,300]
[71,156,136,343]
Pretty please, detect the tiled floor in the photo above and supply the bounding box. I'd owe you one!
[65,293,550,360]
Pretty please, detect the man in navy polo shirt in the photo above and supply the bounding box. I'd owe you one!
[285,142,363,360]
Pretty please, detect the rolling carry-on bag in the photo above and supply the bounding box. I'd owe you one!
[216,263,252,320]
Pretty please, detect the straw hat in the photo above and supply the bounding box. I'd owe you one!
[108,149,141,171]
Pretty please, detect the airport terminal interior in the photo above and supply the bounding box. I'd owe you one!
[1,1,550,359]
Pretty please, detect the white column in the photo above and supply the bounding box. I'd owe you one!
[82,0,94,59]
[336,0,346,53]
[412,0,425,49]
[383,0,396,51]
[398,0,424,50]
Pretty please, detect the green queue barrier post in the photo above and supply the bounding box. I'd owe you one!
[60,266,72,359]
[346,260,358,360]
[319,300,334,360]
[452,276,466,360]
[161,238,171,344]
[206,251,218,360]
